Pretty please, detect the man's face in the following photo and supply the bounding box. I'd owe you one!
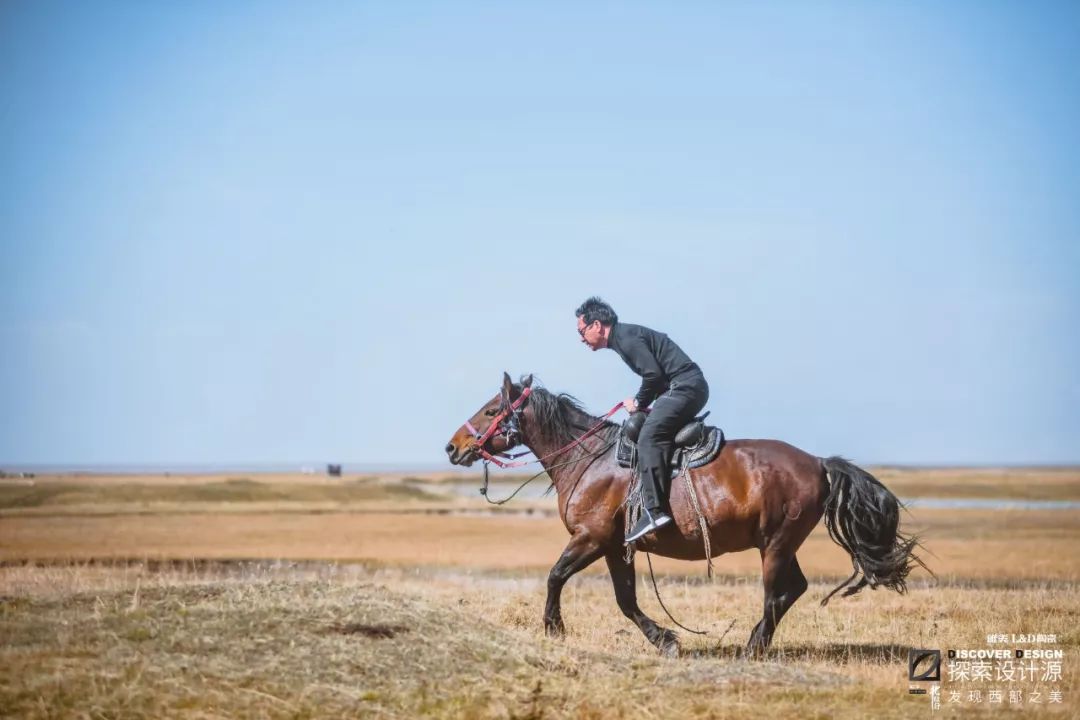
[577,316,604,351]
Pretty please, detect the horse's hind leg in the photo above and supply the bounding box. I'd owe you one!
[746,553,808,658]
[605,550,680,657]
[544,534,605,636]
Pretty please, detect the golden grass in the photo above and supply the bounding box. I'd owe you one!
[0,473,538,518]
[6,466,1078,500]
[2,508,1078,583]
[1,468,1077,718]
[0,476,441,511]
[0,564,1076,719]
[873,466,1080,500]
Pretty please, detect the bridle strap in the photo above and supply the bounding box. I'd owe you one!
[465,386,533,456]
[465,422,531,461]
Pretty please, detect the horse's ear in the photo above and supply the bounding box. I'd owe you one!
[501,372,513,403]
[522,374,533,388]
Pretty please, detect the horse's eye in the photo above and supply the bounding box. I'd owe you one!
[485,409,499,417]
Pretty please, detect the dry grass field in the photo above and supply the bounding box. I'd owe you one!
[1,468,1077,718]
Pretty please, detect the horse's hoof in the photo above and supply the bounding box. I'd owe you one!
[744,644,766,661]
[544,620,565,638]
[657,630,680,658]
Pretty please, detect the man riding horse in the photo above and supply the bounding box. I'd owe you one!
[575,297,710,543]
[446,370,924,657]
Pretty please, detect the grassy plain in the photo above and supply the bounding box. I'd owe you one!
[0,468,1077,718]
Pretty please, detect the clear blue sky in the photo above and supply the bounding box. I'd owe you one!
[2,1,1077,467]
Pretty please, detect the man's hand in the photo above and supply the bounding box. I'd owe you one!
[623,397,639,413]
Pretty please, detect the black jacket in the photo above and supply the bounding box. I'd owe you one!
[607,322,701,408]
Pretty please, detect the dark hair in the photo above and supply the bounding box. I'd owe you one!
[575,296,618,326]
[526,385,620,448]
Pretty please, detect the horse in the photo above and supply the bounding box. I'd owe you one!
[445,373,924,657]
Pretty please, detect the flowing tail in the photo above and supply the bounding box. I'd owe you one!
[819,456,929,606]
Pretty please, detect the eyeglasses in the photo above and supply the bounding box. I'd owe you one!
[578,321,597,338]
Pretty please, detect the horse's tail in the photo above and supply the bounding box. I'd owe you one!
[819,456,928,606]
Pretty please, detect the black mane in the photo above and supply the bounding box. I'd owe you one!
[523,385,620,448]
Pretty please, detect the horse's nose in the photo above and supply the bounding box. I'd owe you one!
[445,443,455,455]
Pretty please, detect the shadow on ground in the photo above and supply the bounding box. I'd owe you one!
[689,642,910,665]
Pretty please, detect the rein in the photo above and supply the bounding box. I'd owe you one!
[479,436,617,505]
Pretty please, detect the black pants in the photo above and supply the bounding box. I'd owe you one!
[637,372,709,515]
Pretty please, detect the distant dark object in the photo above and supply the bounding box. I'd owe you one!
[327,464,342,477]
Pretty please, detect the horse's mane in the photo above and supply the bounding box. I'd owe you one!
[523,384,620,448]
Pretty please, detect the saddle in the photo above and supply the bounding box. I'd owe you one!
[615,411,725,477]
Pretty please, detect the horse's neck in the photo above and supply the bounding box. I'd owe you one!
[523,408,608,495]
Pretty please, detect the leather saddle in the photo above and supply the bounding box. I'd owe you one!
[616,411,725,476]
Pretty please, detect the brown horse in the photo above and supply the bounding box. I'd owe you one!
[445,373,924,657]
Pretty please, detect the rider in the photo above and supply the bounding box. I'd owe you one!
[574,297,710,543]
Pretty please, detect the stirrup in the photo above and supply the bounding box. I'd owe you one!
[625,510,672,543]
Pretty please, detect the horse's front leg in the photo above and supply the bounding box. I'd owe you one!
[544,533,605,636]
[604,550,680,656]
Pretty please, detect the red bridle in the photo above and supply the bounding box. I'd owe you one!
[461,386,624,469]
[462,386,534,467]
